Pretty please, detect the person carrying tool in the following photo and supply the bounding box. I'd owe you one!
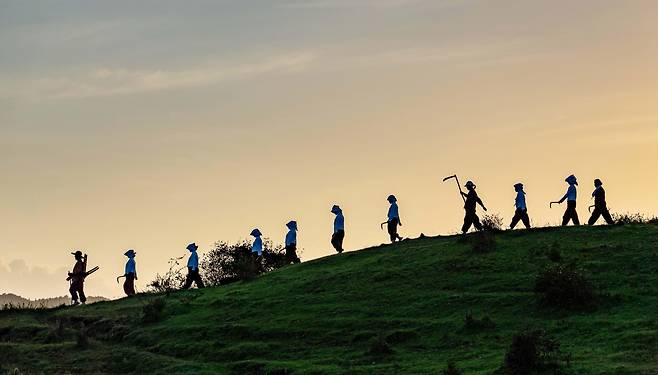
[285,221,301,264]
[121,249,137,296]
[551,174,580,226]
[331,205,345,253]
[510,183,531,229]
[385,195,403,243]
[182,243,205,289]
[588,178,615,225]
[461,181,487,233]
[68,251,88,305]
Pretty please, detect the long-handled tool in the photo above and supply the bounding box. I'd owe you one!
[443,174,466,203]
[66,266,99,281]
[588,205,595,213]
[549,201,560,208]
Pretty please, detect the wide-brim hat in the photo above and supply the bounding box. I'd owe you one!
[124,249,136,257]
[286,221,298,230]
[250,228,262,237]
[594,178,603,186]
[464,181,476,188]
[186,243,198,251]
[565,174,578,185]
[71,250,83,257]
[331,205,342,214]
[387,194,397,203]
[514,183,524,190]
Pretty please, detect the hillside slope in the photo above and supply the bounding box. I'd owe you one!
[1,224,657,374]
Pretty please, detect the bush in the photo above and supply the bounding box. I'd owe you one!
[612,212,657,225]
[200,240,287,287]
[442,361,462,375]
[482,213,504,232]
[463,312,495,332]
[503,330,570,374]
[534,264,596,309]
[142,298,167,323]
[147,256,187,293]
[470,231,496,253]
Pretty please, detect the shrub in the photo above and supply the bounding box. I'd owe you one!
[612,212,657,225]
[482,213,504,232]
[147,256,187,293]
[470,231,496,253]
[200,240,287,287]
[463,312,495,332]
[142,298,167,323]
[442,361,462,375]
[503,330,570,374]
[534,264,596,309]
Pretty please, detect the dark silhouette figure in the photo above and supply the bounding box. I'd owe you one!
[68,251,87,305]
[331,205,345,253]
[285,221,301,264]
[588,179,615,225]
[461,181,487,233]
[552,174,580,226]
[386,195,403,243]
[510,183,531,229]
[123,249,137,296]
[182,243,205,289]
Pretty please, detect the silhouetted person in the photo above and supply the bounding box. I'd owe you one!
[461,181,487,233]
[331,205,345,253]
[123,249,137,296]
[510,183,531,229]
[182,243,205,289]
[251,228,263,258]
[285,221,301,264]
[386,195,403,242]
[553,174,580,226]
[68,251,87,305]
[588,179,615,225]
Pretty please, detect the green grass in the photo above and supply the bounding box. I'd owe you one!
[1,224,658,374]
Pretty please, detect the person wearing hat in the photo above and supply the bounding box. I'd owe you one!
[510,183,531,229]
[331,205,345,253]
[67,251,87,305]
[386,195,403,243]
[588,178,615,225]
[461,180,487,233]
[285,221,301,264]
[250,229,263,258]
[182,243,205,289]
[122,250,138,296]
[552,174,580,226]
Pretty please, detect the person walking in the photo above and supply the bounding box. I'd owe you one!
[250,229,263,258]
[461,181,487,233]
[510,183,531,229]
[386,195,403,242]
[588,178,615,225]
[67,251,87,305]
[285,221,301,264]
[551,174,580,226]
[122,249,137,296]
[182,243,205,289]
[331,205,345,253]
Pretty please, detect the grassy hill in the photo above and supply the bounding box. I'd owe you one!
[1,224,657,374]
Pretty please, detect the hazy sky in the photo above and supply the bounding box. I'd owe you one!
[2,0,658,299]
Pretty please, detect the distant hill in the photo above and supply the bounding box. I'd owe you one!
[0,224,657,374]
[0,293,108,309]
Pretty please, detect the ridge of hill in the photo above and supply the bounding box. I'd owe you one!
[0,294,108,309]
[1,224,657,374]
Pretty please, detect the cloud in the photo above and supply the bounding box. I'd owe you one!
[3,52,316,100]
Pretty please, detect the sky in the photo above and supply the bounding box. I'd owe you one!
[1,0,658,299]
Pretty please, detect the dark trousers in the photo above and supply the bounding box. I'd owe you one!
[182,267,205,289]
[331,230,345,253]
[387,218,402,243]
[123,273,136,296]
[510,208,531,229]
[70,281,86,303]
[462,210,482,233]
[588,205,614,225]
[285,244,301,264]
[562,200,580,226]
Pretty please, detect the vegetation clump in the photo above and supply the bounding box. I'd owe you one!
[482,213,504,232]
[502,329,570,374]
[442,361,462,375]
[469,231,497,253]
[142,298,167,323]
[534,264,596,309]
[463,312,496,332]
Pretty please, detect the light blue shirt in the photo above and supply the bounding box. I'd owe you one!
[334,213,345,233]
[565,185,577,202]
[187,251,199,270]
[285,230,297,246]
[388,202,400,221]
[125,258,136,275]
[252,237,263,255]
[515,191,527,210]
